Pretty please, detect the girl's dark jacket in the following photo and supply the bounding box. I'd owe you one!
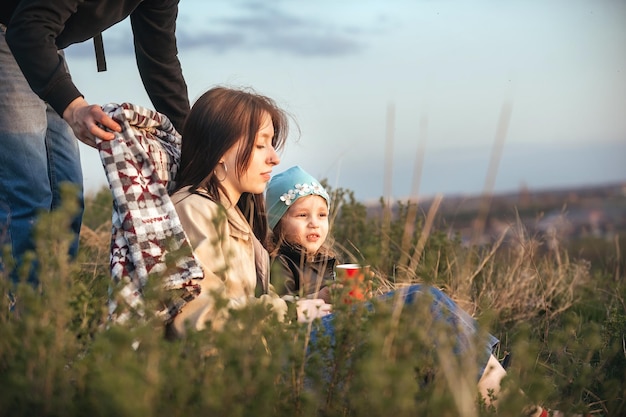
[271,244,336,304]
[1,0,189,131]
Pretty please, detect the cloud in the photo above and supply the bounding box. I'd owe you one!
[66,1,372,60]
[177,1,368,57]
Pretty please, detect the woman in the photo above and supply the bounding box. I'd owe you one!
[168,87,329,336]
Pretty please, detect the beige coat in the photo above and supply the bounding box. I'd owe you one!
[169,187,286,336]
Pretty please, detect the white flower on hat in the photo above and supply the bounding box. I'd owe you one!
[279,181,328,206]
[311,182,325,195]
[280,189,297,206]
[295,183,312,195]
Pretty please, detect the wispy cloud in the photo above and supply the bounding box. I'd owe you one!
[66,1,376,60]
[178,1,369,57]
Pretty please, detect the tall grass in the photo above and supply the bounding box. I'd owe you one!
[1,183,624,416]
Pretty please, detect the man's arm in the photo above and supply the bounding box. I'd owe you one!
[5,0,83,115]
[130,0,189,132]
[6,1,120,145]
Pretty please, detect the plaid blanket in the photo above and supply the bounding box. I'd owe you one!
[97,102,204,322]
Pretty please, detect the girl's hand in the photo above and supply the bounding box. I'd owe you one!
[296,299,332,323]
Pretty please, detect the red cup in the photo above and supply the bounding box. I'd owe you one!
[335,263,369,302]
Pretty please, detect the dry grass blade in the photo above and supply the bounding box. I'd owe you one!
[380,102,395,272]
[407,194,443,274]
[78,222,112,279]
[474,229,591,324]
[467,224,510,284]
[398,115,428,268]
[471,100,513,245]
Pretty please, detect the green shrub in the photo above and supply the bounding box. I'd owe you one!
[1,186,624,416]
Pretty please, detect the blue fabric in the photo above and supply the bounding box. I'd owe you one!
[310,284,499,381]
[0,28,83,285]
[382,285,499,376]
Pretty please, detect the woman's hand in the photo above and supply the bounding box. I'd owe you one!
[296,299,332,323]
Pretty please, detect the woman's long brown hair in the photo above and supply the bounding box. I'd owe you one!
[172,86,290,240]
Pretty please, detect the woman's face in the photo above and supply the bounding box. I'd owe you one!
[221,112,280,202]
[279,195,329,255]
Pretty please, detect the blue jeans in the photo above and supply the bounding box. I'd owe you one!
[312,284,499,380]
[0,26,83,285]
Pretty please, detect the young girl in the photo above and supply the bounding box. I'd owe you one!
[264,165,541,413]
[265,165,336,304]
[168,87,328,336]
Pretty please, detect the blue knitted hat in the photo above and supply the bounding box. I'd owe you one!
[266,165,330,230]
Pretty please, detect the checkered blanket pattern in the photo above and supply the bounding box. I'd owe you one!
[97,102,204,322]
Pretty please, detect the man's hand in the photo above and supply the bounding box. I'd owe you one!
[63,97,121,147]
[296,299,332,323]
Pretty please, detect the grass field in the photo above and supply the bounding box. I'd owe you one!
[1,184,624,416]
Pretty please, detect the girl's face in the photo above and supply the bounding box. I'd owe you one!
[222,112,280,202]
[280,195,329,255]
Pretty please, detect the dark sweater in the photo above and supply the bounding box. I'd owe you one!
[271,244,336,304]
[1,0,189,131]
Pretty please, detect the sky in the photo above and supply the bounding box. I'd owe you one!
[65,0,626,202]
